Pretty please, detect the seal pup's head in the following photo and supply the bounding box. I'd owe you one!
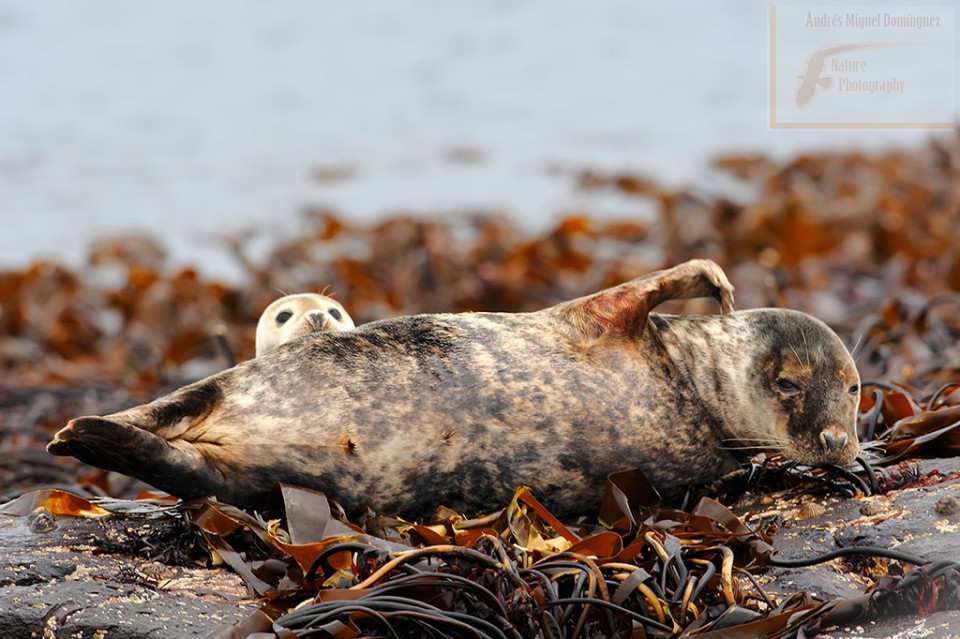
[255,293,355,356]
[736,309,860,468]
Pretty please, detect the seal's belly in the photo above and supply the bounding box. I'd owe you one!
[212,313,714,514]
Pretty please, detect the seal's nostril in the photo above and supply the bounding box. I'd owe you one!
[820,430,846,452]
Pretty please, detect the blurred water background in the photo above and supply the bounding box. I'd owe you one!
[0,0,955,281]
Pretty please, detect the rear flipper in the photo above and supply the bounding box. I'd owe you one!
[48,416,217,502]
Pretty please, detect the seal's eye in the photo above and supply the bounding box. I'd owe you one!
[275,310,293,325]
[776,378,800,394]
[848,384,860,396]
[329,308,342,321]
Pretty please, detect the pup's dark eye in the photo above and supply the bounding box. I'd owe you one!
[329,309,342,321]
[276,310,293,325]
[848,384,860,396]
[777,378,800,394]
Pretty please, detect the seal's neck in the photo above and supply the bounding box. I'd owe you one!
[650,312,767,456]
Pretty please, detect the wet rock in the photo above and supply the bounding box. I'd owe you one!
[814,611,960,639]
[0,514,255,638]
[737,457,960,638]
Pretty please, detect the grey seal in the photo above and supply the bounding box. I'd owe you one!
[255,293,355,357]
[47,260,860,518]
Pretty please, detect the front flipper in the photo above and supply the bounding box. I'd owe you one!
[556,259,735,341]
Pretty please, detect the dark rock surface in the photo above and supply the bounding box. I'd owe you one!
[736,457,960,638]
[0,512,255,638]
[823,612,960,639]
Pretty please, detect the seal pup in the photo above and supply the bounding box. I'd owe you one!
[255,293,355,357]
[48,260,860,518]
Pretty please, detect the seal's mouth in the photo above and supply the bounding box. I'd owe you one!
[307,315,331,332]
[785,435,859,468]
[820,424,859,465]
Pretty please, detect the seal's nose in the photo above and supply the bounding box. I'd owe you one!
[308,312,326,330]
[819,430,847,452]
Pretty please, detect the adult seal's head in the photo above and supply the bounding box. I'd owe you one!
[255,293,355,356]
[651,308,860,470]
[749,309,860,467]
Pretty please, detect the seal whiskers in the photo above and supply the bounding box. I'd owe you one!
[849,333,865,363]
[719,437,792,453]
[788,344,805,368]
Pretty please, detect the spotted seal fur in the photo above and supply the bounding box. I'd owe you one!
[47,260,860,517]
